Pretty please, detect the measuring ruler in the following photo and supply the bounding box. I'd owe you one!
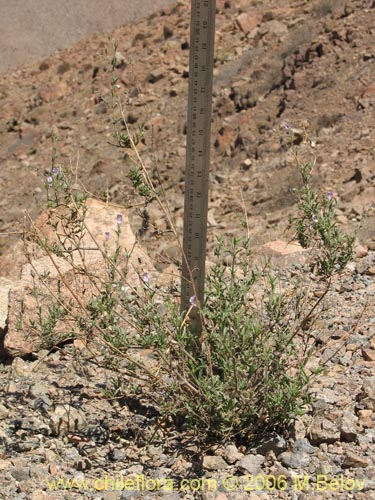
[181,0,216,333]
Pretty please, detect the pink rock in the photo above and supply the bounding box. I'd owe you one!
[38,80,68,102]
[355,243,368,259]
[236,11,263,34]
[1,198,156,357]
[258,239,306,266]
[261,239,305,256]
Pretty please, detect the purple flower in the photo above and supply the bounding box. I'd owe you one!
[46,175,53,184]
[311,214,318,224]
[52,167,60,175]
[285,123,291,132]
[189,295,197,307]
[104,231,110,241]
[142,272,149,283]
[116,213,123,225]
[327,191,334,201]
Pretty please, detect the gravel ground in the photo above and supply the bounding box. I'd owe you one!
[0,251,374,499]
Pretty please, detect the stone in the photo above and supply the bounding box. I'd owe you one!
[278,451,312,469]
[293,439,317,454]
[163,23,174,39]
[262,20,288,38]
[38,81,68,102]
[160,242,180,264]
[342,451,370,468]
[10,466,31,482]
[147,68,165,84]
[2,198,156,357]
[202,455,228,470]
[214,125,236,156]
[146,114,166,132]
[11,357,30,377]
[30,491,49,500]
[258,239,306,266]
[0,403,9,419]
[357,377,375,407]
[237,454,265,475]
[0,278,12,336]
[357,410,374,428]
[309,416,341,445]
[50,404,86,435]
[223,444,244,464]
[355,244,368,258]
[252,433,287,456]
[236,11,263,34]
[18,415,50,434]
[362,348,375,362]
[114,51,126,68]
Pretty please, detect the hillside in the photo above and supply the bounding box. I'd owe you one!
[0,0,374,263]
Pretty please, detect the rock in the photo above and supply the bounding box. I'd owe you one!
[202,455,228,470]
[29,381,50,399]
[147,68,166,84]
[214,124,236,155]
[340,411,359,442]
[3,198,156,357]
[50,404,86,435]
[11,357,30,377]
[293,439,317,454]
[357,410,374,428]
[0,403,9,419]
[207,208,219,227]
[258,239,306,266]
[223,444,244,464]
[38,81,68,102]
[342,452,370,468]
[236,11,262,34]
[357,377,375,409]
[262,20,288,39]
[10,466,31,482]
[355,243,368,258]
[237,454,265,474]
[163,23,174,39]
[114,51,126,68]
[18,415,50,434]
[214,495,229,500]
[0,278,12,336]
[30,491,49,500]
[309,416,341,445]
[361,347,375,361]
[252,433,287,456]
[278,451,312,469]
[146,113,166,132]
[13,440,40,452]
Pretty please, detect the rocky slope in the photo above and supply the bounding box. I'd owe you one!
[0,253,374,499]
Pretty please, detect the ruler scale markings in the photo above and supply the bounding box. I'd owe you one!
[181,0,216,334]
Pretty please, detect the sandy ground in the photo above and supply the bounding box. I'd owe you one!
[0,0,176,74]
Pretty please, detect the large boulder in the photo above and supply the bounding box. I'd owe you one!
[0,198,156,357]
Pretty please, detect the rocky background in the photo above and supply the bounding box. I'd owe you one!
[0,0,374,498]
